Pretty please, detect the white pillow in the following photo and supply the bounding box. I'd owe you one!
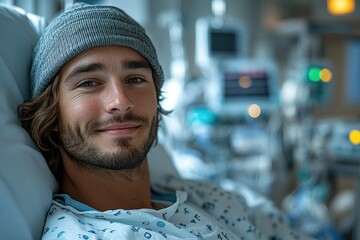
[0,5,57,240]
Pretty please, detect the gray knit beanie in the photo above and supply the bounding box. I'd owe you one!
[31,2,164,98]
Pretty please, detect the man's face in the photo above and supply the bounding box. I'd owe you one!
[57,46,158,170]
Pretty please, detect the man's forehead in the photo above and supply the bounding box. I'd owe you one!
[60,46,151,75]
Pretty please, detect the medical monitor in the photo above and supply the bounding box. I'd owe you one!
[205,59,279,118]
[195,17,247,69]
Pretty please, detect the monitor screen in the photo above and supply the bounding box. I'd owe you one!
[195,18,247,68]
[210,30,238,56]
[223,70,270,99]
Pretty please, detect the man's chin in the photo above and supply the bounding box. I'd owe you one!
[73,149,146,171]
[93,137,132,150]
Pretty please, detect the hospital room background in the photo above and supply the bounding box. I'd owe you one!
[1,0,360,239]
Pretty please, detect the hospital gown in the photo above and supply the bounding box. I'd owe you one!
[42,175,313,239]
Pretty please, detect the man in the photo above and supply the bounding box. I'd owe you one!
[18,3,311,239]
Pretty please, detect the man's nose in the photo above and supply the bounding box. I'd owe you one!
[104,81,134,113]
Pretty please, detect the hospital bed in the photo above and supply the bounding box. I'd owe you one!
[0,4,293,240]
[0,5,180,239]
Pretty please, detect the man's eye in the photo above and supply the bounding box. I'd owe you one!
[79,80,97,88]
[126,77,144,84]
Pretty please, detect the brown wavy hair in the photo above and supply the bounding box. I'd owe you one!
[18,73,170,181]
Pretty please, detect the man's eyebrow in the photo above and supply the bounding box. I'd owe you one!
[66,63,105,81]
[122,59,151,71]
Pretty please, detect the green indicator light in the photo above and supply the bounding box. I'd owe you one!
[308,68,321,82]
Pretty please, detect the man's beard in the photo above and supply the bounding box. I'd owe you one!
[58,113,158,171]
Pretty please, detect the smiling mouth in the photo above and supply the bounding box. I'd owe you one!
[97,123,141,136]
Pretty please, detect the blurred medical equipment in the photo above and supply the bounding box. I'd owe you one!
[159,1,360,239]
[276,17,360,239]
[161,2,360,238]
[195,15,247,71]
[161,0,285,201]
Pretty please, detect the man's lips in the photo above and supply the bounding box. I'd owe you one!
[96,122,141,135]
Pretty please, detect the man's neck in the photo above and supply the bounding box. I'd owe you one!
[60,158,153,212]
